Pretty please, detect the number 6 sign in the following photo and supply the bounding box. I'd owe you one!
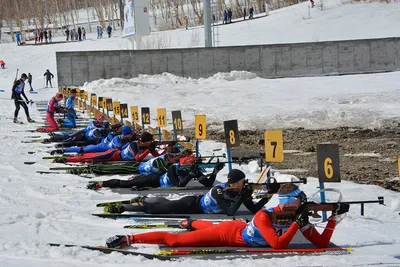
[317,143,341,183]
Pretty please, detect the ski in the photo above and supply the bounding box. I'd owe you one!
[96,199,135,207]
[92,212,254,221]
[93,213,190,219]
[22,139,45,143]
[24,162,37,165]
[36,171,63,174]
[155,247,351,256]
[48,243,174,260]
[42,156,67,160]
[123,223,184,229]
[48,243,350,260]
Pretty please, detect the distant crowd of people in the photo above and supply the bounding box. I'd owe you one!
[33,29,53,44]
[65,27,87,41]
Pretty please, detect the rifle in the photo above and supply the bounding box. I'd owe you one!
[267,197,384,220]
[225,178,307,193]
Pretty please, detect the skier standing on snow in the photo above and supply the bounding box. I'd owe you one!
[223,10,228,24]
[107,25,112,38]
[27,73,33,91]
[65,28,70,41]
[44,69,54,88]
[12,73,34,123]
[249,5,254,19]
[105,184,349,250]
[78,27,82,41]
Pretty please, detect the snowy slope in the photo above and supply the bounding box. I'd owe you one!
[0,0,400,266]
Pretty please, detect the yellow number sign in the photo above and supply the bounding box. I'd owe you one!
[195,115,206,139]
[264,130,284,162]
[398,156,400,177]
[120,104,129,118]
[84,92,89,101]
[113,101,121,116]
[91,94,97,107]
[130,106,139,122]
[157,108,167,128]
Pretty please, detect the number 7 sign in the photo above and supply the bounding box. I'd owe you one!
[264,130,284,162]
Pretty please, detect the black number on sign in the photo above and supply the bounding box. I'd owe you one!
[198,124,203,136]
[271,141,277,158]
[158,115,165,125]
[173,118,182,130]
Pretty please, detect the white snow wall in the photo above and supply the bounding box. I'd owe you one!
[56,37,400,87]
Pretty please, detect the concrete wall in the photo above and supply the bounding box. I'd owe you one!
[56,37,400,87]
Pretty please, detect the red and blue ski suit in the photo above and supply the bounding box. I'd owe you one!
[129,207,336,249]
[37,97,60,132]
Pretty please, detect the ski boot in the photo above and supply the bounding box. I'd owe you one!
[50,149,63,155]
[86,181,103,190]
[53,158,67,163]
[13,118,22,124]
[104,205,125,214]
[180,218,196,231]
[27,117,35,123]
[106,235,133,249]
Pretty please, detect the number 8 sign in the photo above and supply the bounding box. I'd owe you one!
[317,143,341,183]
[223,120,240,148]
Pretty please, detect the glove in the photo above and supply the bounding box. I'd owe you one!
[295,203,309,228]
[148,142,157,152]
[188,172,197,179]
[241,187,253,200]
[105,235,132,249]
[267,182,281,194]
[212,163,225,174]
[333,203,350,215]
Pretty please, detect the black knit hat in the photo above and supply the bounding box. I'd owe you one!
[140,132,153,142]
[227,169,246,184]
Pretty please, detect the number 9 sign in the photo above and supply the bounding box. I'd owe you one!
[195,115,206,139]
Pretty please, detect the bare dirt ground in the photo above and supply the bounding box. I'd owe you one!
[185,126,400,192]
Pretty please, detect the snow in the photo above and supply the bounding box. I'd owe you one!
[1,0,400,266]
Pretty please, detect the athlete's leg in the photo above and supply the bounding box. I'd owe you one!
[132,221,247,247]
[142,195,202,214]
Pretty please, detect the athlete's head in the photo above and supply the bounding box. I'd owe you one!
[121,126,133,139]
[139,132,153,145]
[278,184,307,209]
[21,73,28,80]
[70,89,77,96]
[96,113,105,123]
[227,169,246,187]
[55,93,63,101]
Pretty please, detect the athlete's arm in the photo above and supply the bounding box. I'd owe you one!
[211,188,243,216]
[254,210,300,249]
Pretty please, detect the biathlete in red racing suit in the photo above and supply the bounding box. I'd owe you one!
[105,184,349,249]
